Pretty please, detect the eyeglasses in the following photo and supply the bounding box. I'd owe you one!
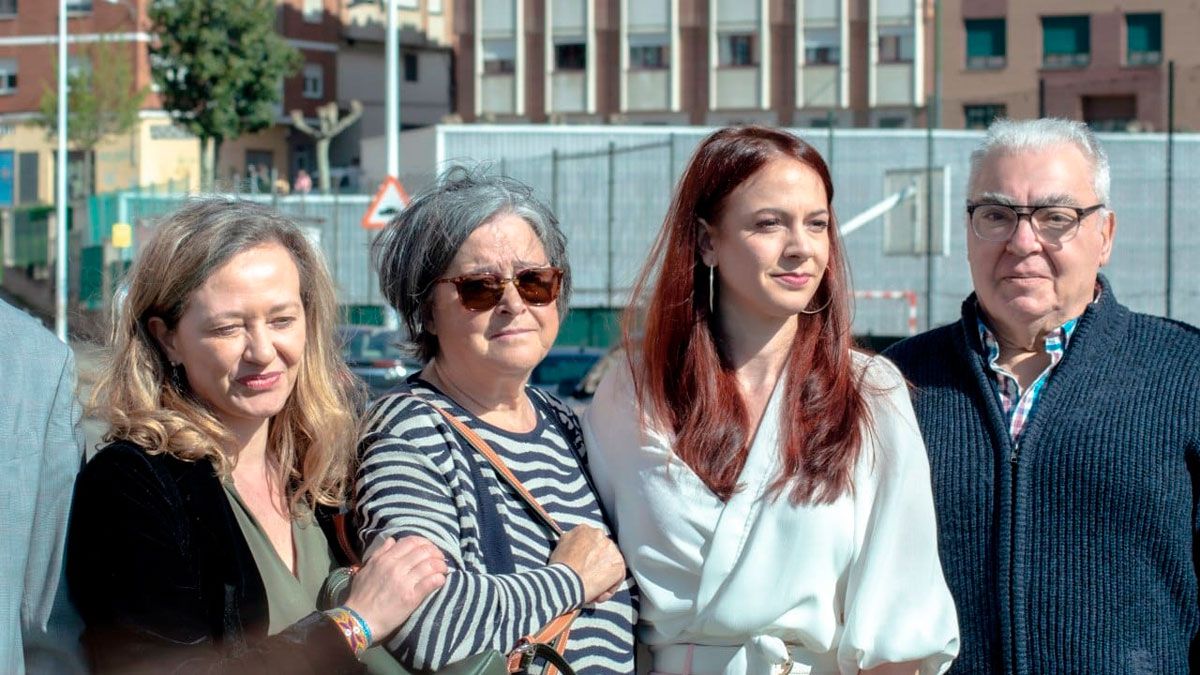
[436,267,564,311]
[967,203,1105,244]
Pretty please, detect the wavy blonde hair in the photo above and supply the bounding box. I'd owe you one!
[89,198,361,512]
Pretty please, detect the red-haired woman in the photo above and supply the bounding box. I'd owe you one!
[582,126,959,675]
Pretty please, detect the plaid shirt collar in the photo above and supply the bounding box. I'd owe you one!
[975,303,1088,441]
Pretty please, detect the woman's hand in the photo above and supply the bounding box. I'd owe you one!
[343,535,448,642]
[548,524,626,604]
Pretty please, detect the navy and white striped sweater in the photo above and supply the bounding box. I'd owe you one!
[356,379,637,673]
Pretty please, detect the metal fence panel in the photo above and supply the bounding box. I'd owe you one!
[437,125,1200,333]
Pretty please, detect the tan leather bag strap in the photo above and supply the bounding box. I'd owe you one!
[415,396,581,674]
[420,398,564,536]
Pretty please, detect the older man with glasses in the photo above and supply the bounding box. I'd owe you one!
[885,117,1200,674]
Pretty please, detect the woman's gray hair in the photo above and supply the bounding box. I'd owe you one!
[372,166,571,362]
[968,117,1111,205]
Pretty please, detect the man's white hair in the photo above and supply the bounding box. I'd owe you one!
[968,117,1111,205]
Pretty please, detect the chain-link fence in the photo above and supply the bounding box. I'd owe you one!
[56,125,1200,342]
[434,126,1200,335]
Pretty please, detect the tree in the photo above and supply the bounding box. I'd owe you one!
[291,100,363,194]
[38,37,149,198]
[148,0,300,190]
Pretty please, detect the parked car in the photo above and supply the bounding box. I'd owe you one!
[338,325,421,400]
[529,346,606,401]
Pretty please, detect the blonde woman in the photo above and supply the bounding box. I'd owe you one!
[67,199,446,674]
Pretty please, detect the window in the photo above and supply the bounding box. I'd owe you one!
[883,167,949,256]
[397,0,418,8]
[482,39,516,74]
[0,0,15,17]
[718,33,756,67]
[66,0,91,11]
[1042,15,1090,68]
[1126,13,1161,65]
[878,116,907,128]
[0,59,16,95]
[17,152,37,205]
[878,27,914,63]
[629,33,669,69]
[554,42,586,71]
[965,19,1005,69]
[630,44,667,69]
[403,52,418,82]
[302,63,323,99]
[66,55,90,93]
[303,0,322,23]
[804,27,840,65]
[1083,95,1136,131]
[964,104,1006,129]
[429,0,442,13]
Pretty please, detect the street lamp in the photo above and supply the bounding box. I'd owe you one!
[385,0,398,178]
[54,0,67,341]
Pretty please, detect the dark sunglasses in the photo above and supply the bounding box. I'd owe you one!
[436,267,564,311]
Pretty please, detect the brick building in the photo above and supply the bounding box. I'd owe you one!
[0,0,365,206]
[943,1,1200,131]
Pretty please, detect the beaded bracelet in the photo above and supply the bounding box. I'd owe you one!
[343,605,374,646]
[324,607,370,657]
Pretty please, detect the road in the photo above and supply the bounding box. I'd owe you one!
[73,341,108,459]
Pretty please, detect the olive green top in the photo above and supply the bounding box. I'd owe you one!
[223,483,408,675]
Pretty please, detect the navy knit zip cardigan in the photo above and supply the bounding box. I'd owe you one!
[884,277,1200,675]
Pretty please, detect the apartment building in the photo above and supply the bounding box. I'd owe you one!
[0,0,380,206]
[456,0,931,128]
[334,0,455,184]
[0,0,169,204]
[943,1,1200,131]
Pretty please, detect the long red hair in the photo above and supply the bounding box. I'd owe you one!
[624,125,868,505]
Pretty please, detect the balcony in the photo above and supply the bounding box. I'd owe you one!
[550,71,587,113]
[966,55,1006,70]
[1042,52,1089,69]
[800,65,838,108]
[876,0,912,22]
[714,67,760,109]
[626,70,670,112]
[480,74,516,115]
[1127,50,1162,66]
[875,62,914,106]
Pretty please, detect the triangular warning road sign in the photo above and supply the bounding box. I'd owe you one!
[362,176,411,229]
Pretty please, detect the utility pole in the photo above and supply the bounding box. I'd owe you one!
[1165,60,1175,318]
[55,0,68,341]
[385,0,399,178]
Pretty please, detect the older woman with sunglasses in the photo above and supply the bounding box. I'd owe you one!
[355,167,637,673]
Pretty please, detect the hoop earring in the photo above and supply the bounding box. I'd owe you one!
[708,264,716,315]
[800,294,832,315]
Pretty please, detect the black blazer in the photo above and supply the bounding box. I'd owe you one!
[67,441,364,675]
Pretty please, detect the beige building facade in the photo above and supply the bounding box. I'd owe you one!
[457,0,933,128]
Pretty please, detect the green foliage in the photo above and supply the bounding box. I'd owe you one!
[149,0,300,155]
[37,37,149,154]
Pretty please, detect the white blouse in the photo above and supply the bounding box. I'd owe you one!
[582,352,959,675]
